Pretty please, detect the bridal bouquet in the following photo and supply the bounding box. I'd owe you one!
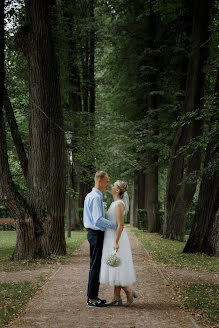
[105,251,122,267]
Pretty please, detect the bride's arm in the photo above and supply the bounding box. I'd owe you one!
[114,203,125,252]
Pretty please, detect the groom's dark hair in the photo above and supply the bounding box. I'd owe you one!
[94,171,108,181]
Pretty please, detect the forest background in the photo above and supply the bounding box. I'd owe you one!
[0,0,218,261]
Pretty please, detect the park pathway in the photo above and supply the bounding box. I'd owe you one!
[8,230,201,328]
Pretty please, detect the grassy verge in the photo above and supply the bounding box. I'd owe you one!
[0,279,44,328]
[132,228,219,272]
[0,230,87,327]
[175,283,219,327]
[0,230,87,272]
[132,228,219,327]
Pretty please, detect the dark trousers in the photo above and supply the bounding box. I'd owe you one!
[87,229,104,300]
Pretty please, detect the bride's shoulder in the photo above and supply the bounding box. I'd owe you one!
[114,200,125,207]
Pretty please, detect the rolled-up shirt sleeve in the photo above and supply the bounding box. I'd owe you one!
[91,197,117,230]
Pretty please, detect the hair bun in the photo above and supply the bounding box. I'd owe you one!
[115,180,128,197]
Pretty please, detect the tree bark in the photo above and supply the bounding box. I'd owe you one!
[183,68,219,256]
[3,87,28,179]
[63,0,84,228]
[183,141,219,255]
[0,0,48,260]
[145,154,160,233]
[89,0,95,116]
[202,211,219,257]
[11,0,67,258]
[144,3,160,233]
[137,169,145,209]
[130,174,138,228]
[164,0,213,241]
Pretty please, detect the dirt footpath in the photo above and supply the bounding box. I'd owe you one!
[7,230,203,328]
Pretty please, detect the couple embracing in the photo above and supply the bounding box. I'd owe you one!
[83,171,137,308]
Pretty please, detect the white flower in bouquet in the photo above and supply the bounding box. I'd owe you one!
[105,252,122,267]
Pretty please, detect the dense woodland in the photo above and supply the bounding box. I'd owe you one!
[0,0,218,260]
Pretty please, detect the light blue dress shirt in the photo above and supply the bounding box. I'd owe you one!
[83,188,117,231]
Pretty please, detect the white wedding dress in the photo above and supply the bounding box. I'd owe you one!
[99,200,136,286]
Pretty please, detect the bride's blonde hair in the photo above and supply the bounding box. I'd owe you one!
[115,180,128,198]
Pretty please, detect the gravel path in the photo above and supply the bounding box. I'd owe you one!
[7,229,202,328]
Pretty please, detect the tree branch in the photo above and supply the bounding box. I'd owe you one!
[4,87,28,179]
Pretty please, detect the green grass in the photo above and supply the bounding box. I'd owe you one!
[176,283,219,327]
[0,279,43,328]
[0,230,87,272]
[132,228,219,272]
[132,228,219,327]
[0,230,87,327]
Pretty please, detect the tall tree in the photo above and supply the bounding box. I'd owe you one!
[0,0,38,260]
[183,68,219,256]
[23,0,66,255]
[0,0,67,259]
[144,3,160,233]
[164,0,213,241]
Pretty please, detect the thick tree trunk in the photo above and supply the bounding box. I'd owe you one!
[164,0,213,241]
[12,0,67,257]
[4,88,28,179]
[183,142,219,255]
[202,212,219,257]
[0,3,49,260]
[137,169,145,209]
[183,68,219,256]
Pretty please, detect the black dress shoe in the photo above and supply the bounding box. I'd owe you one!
[88,300,107,307]
[97,297,107,303]
[87,297,106,304]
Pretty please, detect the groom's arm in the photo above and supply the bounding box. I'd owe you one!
[92,198,117,230]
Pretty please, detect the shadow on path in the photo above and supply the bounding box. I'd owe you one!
[7,229,201,328]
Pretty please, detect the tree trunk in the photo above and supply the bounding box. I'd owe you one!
[144,4,160,233]
[79,181,91,208]
[145,155,160,233]
[202,212,219,257]
[13,0,66,258]
[137,169,145,209]
[130,174,138,228]
[80,37,89,113]
[89,0,95,116]
[164,0,213,241]
[62,0,83,230]
[0,2,49,260]
[183,68,219,256]
[71,163,81,229]
[183,142,219,255]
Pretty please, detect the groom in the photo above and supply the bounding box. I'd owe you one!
[83,171,117,307]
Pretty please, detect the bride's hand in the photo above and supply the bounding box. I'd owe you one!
[114,242,119,252]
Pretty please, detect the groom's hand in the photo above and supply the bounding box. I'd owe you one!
[114,242,119,252]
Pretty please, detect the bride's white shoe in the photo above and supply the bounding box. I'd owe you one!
[123,290,138,306]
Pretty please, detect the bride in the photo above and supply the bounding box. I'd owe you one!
[99,180,137,306]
